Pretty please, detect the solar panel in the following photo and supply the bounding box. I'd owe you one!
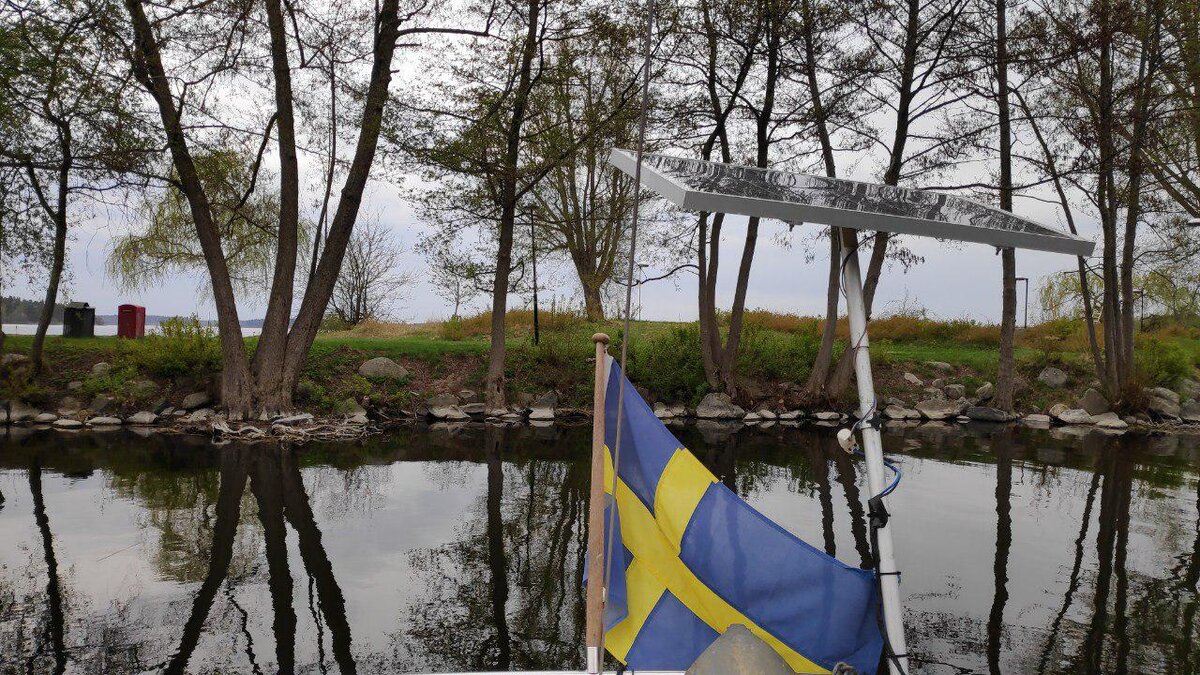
[609,149,1095,256]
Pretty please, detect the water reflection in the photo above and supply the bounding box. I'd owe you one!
[1,424,1199,673]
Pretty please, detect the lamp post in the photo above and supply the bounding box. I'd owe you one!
[1015,277,1029,329]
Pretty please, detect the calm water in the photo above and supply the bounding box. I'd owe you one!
[1,422,1198,674]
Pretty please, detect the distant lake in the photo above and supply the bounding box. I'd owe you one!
[2,323,264,336]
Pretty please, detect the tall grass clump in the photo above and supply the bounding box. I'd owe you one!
[124,315,222,378]
[736,322,821,383]
[1135,335,1194,387]
[632,323,709,403]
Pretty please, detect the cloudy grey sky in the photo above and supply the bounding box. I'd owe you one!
[6,164,1095,325]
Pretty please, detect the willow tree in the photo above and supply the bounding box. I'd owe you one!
[120,0,492,416]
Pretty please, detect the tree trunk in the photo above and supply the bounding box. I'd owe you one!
[581,281,604,321]
[253,0,302,414]
[484,0,541,411]
[995,249,1017,410]
[993,0,1017,412]
[124,0,254,415]
[799,0,841,402]
[28,125,72,375]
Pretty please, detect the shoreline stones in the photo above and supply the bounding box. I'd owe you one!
[695,393,745,420]
[358,356,409,380]
[915,399,958,420]
[180,391,211,410]
[1038,367,1068,388]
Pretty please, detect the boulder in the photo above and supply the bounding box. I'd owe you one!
[427,393,460,408]
[755,408,778,420]
[813,411,843,421]
[743,411,763,422]
[87,416,123,426]
[653,402,679,419]
[273,413,314,426]
[67,380,83,391]
[883,405,920,420]
[52,418,83,429]
[91,361,112,377]
[778,410,804,421]
[180,391,211,410]
[6,400,38,422]
[358,357,409,380]
[943,384,966,400]
[186,408,214,423]
[531,390,559,409]
[430,406,470,421]
[975,382,994,400]
[1147,393,1181,419]
[915,399,959,420]
[930,378,946,390]
[347,413,369,425]
[457,389,481,404]
[1,352,31,367]
[922,387,946,400]
[528,406,555,421]
[1092,412,1128,429]
[1181,399,1200,424]
[1023,414,1052,426]
[89,394,114,413]
[686,624,793,675]
[1056,408,1094,425]
[1077,388,1110,416]
[126,379,159,398]
[695,393,746,420]
[903,372,924,386]
[927,361,954,373]
[965,406,1010,422]
[127,411,159,425]
[34,412,57,423]
[58,396,82,415]
[1146,386,1181,405]
[1180,378,1200,401]
[1037,367,1068,388]
[459,403,486,415]
[1048,403,1069,419]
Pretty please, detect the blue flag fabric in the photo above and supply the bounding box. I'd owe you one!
[596,357,883,673]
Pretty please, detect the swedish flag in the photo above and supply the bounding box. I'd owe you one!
[597,357,883,673]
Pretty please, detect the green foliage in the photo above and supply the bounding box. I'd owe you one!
[107,149,309,297]
[1135,336,1194,387]
[506,330,598,404]
[736,322,820,383]
[124,315,222,378]
[439,315,467,341]
[82,363,137,397]
[319,314,353,332]
[632,324,709,404]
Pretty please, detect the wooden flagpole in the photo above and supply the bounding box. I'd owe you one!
[585,332,611,674]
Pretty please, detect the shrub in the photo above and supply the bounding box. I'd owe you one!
[319,314,352,332]
[632,323,709,403]
[736,322,820,383]
[439,315,467,341]
[1135,336,1194,387]
[126,315,222,378]
[507,330,596,404]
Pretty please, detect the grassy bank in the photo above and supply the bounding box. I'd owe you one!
[4,309,1199,415]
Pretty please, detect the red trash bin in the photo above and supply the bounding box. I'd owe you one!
[117,304,146,339]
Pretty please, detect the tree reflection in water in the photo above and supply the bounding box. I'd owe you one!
[2,424,1200,673]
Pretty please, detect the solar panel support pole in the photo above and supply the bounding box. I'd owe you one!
[838,228,910,675]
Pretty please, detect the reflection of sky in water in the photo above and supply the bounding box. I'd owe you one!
[1,425,1198,674]
[642,154,1070,238]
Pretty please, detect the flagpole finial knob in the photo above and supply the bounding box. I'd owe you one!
[592,333,610,345]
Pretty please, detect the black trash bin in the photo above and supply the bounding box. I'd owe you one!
[62,302,95,338]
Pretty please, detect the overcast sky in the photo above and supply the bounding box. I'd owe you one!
[3,165,1095,326]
